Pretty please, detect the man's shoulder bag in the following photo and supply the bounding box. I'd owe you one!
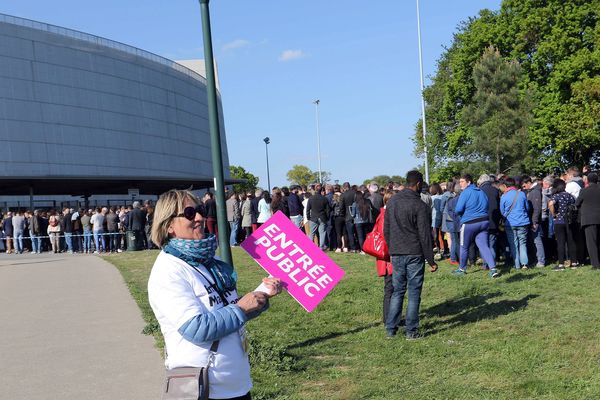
[499,190,520,231]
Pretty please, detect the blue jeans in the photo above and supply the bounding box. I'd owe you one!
[229,221,239,246]
[64,232,73,253]
[344,220,357,251]
[83,229,92,252]
[290,215,303,229]
[31,235,41,253]
[450,232,460,262]
[14,232,23,253]
[459,221,496,270]
[385,255,425,335]
[93,229,105,252]
[506,226,529,268]
[355,223,371,251]
[531,224,545,265]
[310,218,328,250]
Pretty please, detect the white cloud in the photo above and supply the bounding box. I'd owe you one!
[222,39,250,52]
[278,49,305,62]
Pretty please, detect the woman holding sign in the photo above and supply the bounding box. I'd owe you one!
[148,189,281,400]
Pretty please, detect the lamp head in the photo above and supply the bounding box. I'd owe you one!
[263,137,270,144]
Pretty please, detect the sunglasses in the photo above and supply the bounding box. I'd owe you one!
[174,205,206,220]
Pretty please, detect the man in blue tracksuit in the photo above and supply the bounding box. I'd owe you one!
[454,174,500,278]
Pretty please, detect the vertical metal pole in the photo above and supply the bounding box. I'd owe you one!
[416,0,430,183]
[265,142,271,193]
[29,186,34,211]
[313,99,322,183]
[199,0,232,265]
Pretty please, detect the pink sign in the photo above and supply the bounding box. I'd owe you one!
[240,211,345,312]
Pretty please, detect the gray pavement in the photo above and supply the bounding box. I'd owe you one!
[0,252,164,399]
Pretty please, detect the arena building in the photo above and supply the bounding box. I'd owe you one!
[0,13,231,210]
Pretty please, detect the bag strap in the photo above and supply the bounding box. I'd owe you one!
[504,189,520,219]
[196,340,219,400]
[206,340,219,367]
[189,264,230,306]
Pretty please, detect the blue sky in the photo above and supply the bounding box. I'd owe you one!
[3,0,501,187]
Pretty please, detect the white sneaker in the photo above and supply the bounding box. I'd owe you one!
[335,248,342,253]
[93,251,99,254]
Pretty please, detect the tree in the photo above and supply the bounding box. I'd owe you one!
[461,47,532,175]
[362,175,405,187]
[413,0,600,175]
[286,165,331,186]
[229,165,259,194]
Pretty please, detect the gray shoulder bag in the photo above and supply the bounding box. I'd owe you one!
[162,340,219,400]
[162,262,232,399]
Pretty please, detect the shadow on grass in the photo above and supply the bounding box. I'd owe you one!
[504,271,543,283]
[423,294,539,335]
[287,322,381,350]
[423,292,503,318]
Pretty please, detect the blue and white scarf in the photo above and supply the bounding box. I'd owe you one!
[163,235,237,295]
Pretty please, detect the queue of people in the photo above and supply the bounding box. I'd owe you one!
[375,167,599,340]
[0,201,156,254]
[218,165,599,278]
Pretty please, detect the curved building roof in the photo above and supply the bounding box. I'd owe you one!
[0,13,230,195]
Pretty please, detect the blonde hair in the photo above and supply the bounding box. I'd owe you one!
[151,189,199,248]
[383,189,394,205]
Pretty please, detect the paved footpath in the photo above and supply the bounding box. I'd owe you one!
[0,252,164,399]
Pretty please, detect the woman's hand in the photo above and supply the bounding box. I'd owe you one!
[261,277,282,297]
[237,292,269,314]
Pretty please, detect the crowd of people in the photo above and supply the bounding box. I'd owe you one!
[12,166,597,272]
[220,166,599,340]
[222,166,600,273]
[0,201,155,254]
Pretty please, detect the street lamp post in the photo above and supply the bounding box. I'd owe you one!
[263,137,271,193]
[416,0,430,183]
[313,99,322,183]
[198,0,232,265]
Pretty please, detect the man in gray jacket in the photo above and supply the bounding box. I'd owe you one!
[226,192,241,246]
[523,176,545,267]
[384,170,437,340]
[12,211,25,254]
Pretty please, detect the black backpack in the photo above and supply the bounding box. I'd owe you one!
[565,204,579,225]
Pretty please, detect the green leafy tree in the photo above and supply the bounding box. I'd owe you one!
[286,165,331,186]
[414,0,600,175]
[461,47,532,175]
[362,175,405,187]
[229,165,259,194]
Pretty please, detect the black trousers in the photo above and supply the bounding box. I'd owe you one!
[334,216,347,249]
[554,224,577,264]
[584,225,600,268]
[572,223,587,264]
[345,219,357,251]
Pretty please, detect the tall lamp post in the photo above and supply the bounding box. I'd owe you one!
[313,99,322,183]
[416,0,430,183]
[198,0,232,265]
[263,137,271,193]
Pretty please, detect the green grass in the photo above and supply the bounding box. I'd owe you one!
[105,249,600,400]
